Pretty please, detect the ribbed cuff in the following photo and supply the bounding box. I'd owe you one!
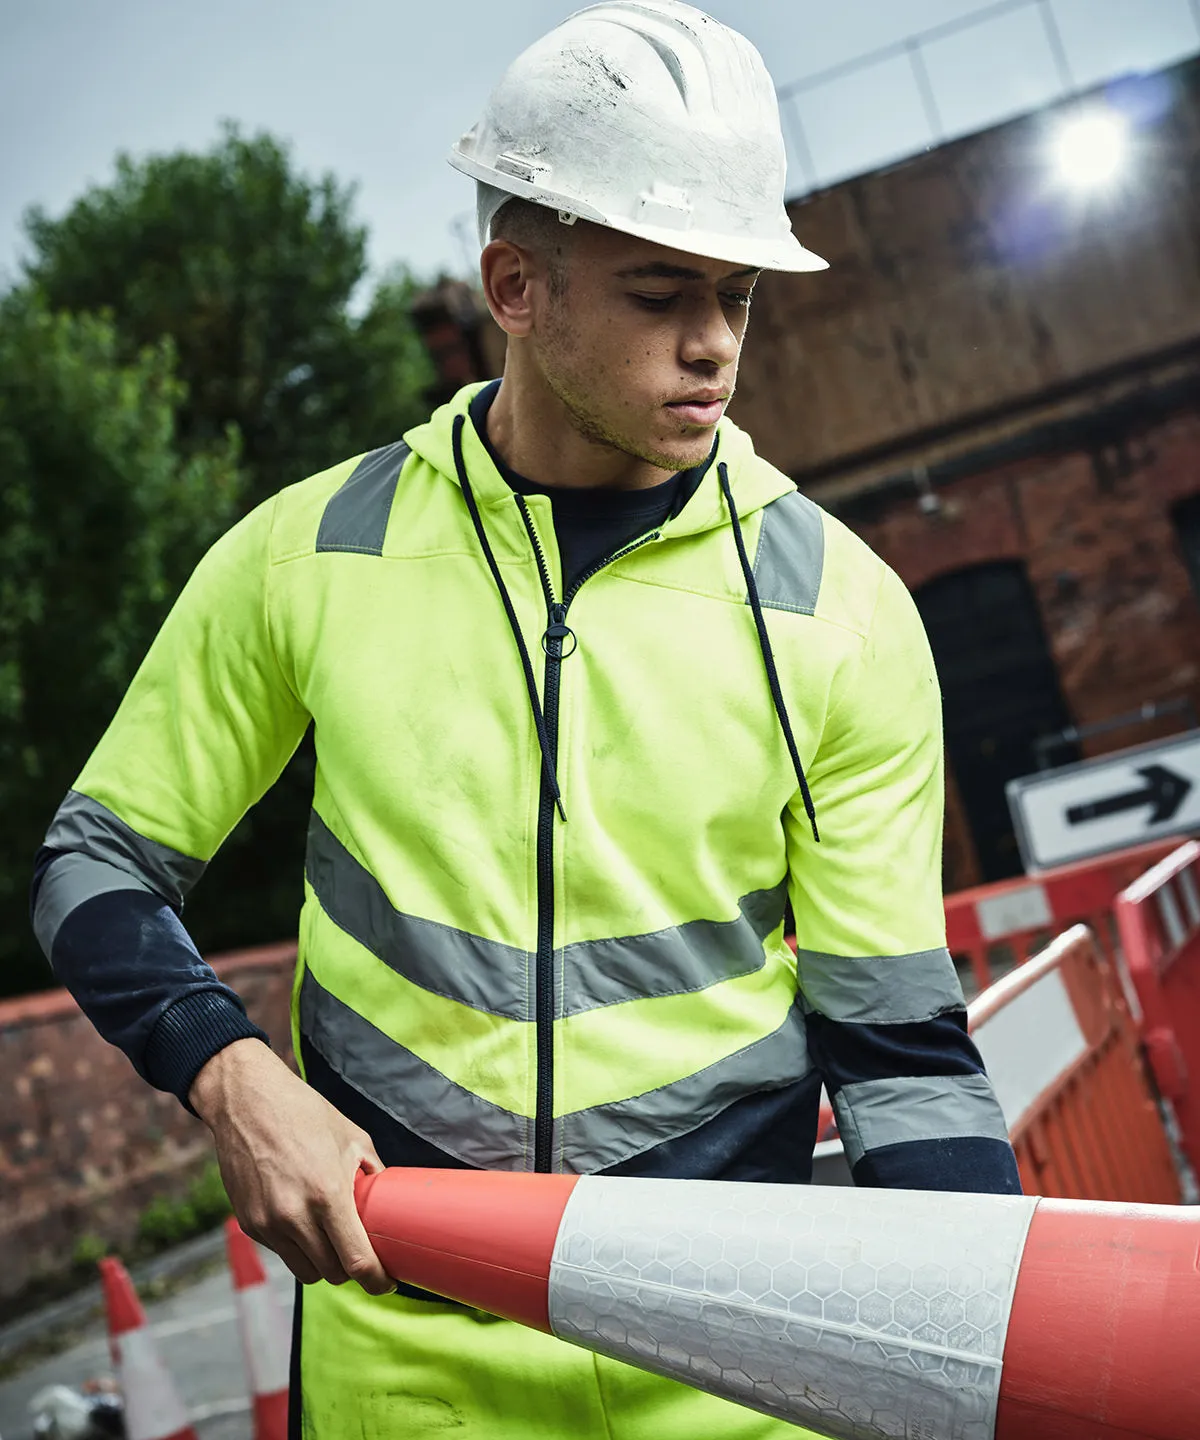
[143,988,269,1111]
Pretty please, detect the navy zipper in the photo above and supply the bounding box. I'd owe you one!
[513,495,661,1172]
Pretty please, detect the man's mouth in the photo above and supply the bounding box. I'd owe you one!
[666,396,728,427]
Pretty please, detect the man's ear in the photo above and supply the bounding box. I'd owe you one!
[480,240,536,338]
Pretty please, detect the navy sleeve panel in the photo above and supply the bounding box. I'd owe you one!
[851,1136,1023,1193]
[806,1007,1022,1194]
[805,1008,985,1093]
[47,885,268,1106]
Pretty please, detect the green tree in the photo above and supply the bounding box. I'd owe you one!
[10,126,433,991]
[22,124,432,511]
[0,292,241,997]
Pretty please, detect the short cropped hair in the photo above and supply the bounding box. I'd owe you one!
[489,198,575,298]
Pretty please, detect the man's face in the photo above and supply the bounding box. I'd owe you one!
[530,224,759,473]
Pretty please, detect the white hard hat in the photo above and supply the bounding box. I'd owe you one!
[450,0,827,274]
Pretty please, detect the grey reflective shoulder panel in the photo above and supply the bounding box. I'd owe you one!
[748,488,824,616]
[796,946,964,1024]
[559,1003,810,1172]
[833,1072,1010,1169]
[299,968,533,1170]
[315,440,411,556]
[43,791,207,909]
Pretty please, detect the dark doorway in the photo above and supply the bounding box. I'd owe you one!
[915,562,1078,881]
[1171,493,1200,603]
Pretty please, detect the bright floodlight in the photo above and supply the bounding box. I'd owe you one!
[1052,110,1129,190]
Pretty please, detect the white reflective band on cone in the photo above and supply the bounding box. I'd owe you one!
[236,1284,291,1398]
[548,1179,1038,1440]
[116,1327,194,1440]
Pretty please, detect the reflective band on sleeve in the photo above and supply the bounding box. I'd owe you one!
[43,791,206,907]
[33,851,158,956]
[308,810,788,1020]
[796,946,964,1023]
[747,489,824,616]
[548,1177,1038,1440]
[832,1072,1010,1169]
[315,441,410,555]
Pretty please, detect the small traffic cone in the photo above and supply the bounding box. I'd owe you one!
[224,1219,290,1440]
[356,1169,1200,1440]
[98,1257,198,1440]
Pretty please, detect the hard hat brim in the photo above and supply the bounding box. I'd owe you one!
[449,151,828,275]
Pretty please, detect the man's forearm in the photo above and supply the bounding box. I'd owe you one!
[31,847,268,1105]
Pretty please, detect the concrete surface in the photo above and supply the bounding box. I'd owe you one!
[0,1244,293,1440]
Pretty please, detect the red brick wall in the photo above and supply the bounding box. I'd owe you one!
[0,945,295,1309]
[846,408,1200,888]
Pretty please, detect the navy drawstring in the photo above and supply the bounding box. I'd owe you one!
[718,463,820,844]
[452,415,567,822]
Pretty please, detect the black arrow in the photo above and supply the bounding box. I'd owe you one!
[1066,764,1193,827]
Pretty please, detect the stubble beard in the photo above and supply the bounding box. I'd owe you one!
[537,315,714,476]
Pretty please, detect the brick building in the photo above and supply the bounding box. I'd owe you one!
[414,55,1200,892]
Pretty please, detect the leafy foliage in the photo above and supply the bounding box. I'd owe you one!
[4,125,434,996]
[0,293,240,995]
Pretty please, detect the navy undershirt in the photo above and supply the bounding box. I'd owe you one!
[468,380,715,594]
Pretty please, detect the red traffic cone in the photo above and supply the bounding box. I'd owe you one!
[225,1219,290,1440]
[98,1257,198,1440]
[356,1169,1200,1440]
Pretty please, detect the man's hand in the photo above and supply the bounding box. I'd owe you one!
[190,1039,394,1295]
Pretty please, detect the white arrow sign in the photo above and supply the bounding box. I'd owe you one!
[1007,730,1200,871]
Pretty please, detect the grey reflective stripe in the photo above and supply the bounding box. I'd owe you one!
[308,810,788,1019]
[560,1003,810,1172]
[748,489,824,616]
[298,968,534,1170]
[306,811,531,1020]
[33,852,159,957]
[562,877,788,1015]
[796,946,964,1023]
[833,1072,1010,1169]
[300,969,809,1175]
[315,440,410,555]
[43,791,206,909]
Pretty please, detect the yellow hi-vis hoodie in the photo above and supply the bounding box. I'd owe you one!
[35,382,1014,1192]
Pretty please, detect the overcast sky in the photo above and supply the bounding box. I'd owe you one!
[1,0,1197,288]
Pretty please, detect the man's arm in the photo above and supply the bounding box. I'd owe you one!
[30,493,393,1291]
[788,561,1021,1192]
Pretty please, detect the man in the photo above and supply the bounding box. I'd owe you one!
[32,3,1020,1436]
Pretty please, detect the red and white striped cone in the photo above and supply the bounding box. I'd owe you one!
[98,1257,198,1440]
[224,1219,290,1440]
[356,1169,1200,1440]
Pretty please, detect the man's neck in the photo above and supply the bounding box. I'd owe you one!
[485,375,677,493]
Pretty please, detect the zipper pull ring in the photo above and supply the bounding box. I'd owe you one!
[542,603,578,658]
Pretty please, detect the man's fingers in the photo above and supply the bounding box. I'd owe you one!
[268,1235,322,1287]
[322,1187,395,1296]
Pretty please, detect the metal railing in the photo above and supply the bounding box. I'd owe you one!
[447,0,1200,266]
[779,0,1200,197]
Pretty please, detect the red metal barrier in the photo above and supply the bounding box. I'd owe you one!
[944,839,1178,997]
[1115,840,1200,1177]
[969,925,1183,1203]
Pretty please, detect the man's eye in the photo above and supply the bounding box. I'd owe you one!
[723,292,753,309]
[633,294,678,311]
